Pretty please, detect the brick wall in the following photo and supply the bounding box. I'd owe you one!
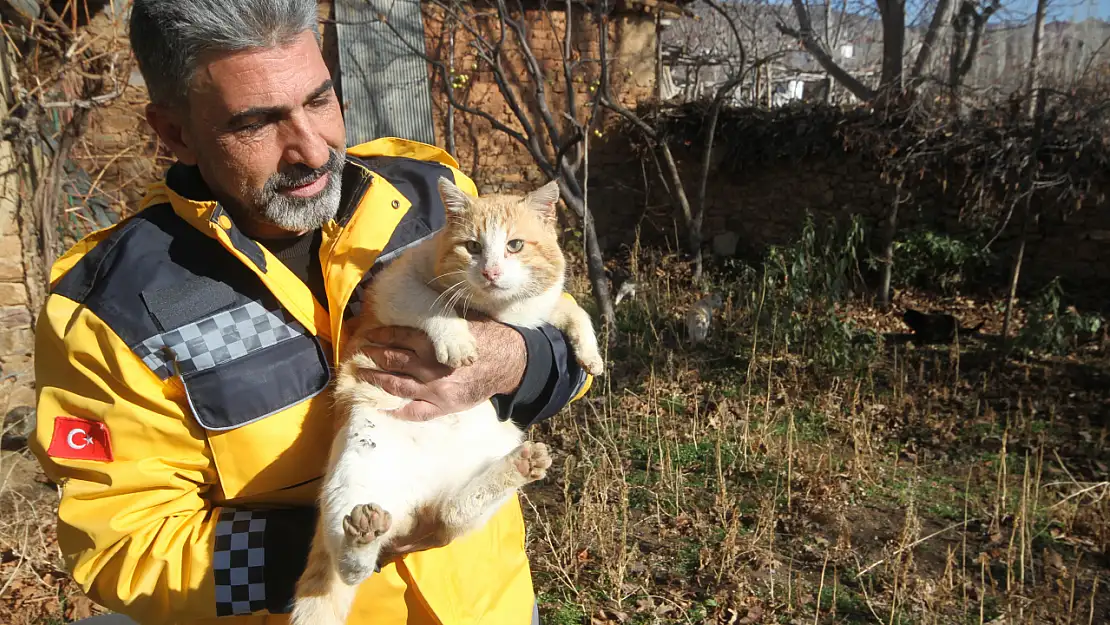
[417,3,659,193]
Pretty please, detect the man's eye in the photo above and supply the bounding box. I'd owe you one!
[234,121,265,134]
[464,241,482,254]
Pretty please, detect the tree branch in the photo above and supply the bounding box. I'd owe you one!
[778,0,876,102]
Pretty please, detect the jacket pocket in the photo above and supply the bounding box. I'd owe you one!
[176,333,330,431]
[139,297,334,500]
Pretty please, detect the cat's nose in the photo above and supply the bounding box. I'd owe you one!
[482,267,502,281]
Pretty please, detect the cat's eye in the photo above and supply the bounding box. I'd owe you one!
[506,239,525,253]
[464,241,482,255]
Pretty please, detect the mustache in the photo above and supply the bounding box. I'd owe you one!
[265,148,345,193]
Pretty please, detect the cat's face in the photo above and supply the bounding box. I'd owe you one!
[434,178,565,305]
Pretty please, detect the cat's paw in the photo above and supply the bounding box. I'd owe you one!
[432,331,479,368]
[576,351,605,377]
[511,441,552,483]
[343,503,392,545]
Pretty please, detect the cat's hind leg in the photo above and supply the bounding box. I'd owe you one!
[433,441,553,543]
[317,408,413,587]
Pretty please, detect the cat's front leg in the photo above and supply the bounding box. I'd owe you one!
[421,315,479,368]
[549,297,605,376]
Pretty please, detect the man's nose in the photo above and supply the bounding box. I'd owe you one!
[283,114,330,170]
[482,266,501,281]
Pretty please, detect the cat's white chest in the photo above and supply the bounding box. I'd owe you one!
[492,290,561,328]
[332,401,524,507]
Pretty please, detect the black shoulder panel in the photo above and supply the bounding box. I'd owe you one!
[52,203,264,351]
[50,203,331,431]
[352,154,451,263]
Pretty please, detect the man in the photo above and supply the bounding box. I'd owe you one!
[28,1,592,623]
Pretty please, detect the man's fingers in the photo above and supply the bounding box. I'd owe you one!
[364,326,432,355]
[389,400,445,422]
[362,344,451,383]
[356,369,424,400]
[362,345,415,375]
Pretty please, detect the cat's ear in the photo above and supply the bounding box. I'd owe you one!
[438,176,471,214]
[525,179,560,222]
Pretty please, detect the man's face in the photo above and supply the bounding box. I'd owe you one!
[150,31,347,236]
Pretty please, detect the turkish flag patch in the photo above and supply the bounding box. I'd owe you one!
[47,416,113,462]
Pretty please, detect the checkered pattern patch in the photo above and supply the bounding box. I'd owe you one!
[213,509,267,616]
[133,300,306,378]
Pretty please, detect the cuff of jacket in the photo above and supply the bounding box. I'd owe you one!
[213,507,320,616]
[493,323,588,429]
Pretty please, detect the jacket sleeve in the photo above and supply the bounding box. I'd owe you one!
[30,293,314,623]
[492,293,595,429]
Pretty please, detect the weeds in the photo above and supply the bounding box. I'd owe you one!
[524,223,1109,624]
[1014,277,1104,356]
[886,228,994,295]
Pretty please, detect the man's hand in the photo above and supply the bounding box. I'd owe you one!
[350,317,527,421]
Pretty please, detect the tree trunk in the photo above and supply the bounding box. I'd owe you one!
[561,188,615,327]
[658,142,694,231]
[766,63,773,107]
[949,7,968,114]
[446,27,457,158]
[1026,0,1047,119]
[911,0,954,82]
[694,88,735,280]
[876,0,906,92]
[878,181,902,310]
[1003,88,1045,341]
[1001,198,1030,341]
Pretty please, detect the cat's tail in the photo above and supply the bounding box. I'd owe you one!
[290,523,359,625]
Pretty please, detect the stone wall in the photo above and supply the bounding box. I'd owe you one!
[584,139,1110,309]
[0,36,35,438]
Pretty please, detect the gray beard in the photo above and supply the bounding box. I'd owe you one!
[248,147,346,231]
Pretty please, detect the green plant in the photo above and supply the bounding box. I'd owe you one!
[884,229,992,294]
[760,213,875,371]
[1014,277,1104,355]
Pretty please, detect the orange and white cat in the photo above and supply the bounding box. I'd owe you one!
[290,177,604,625]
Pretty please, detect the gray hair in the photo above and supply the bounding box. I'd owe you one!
[129,0,321,108]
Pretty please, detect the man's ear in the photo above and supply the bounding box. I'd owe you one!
[145,103,198,165]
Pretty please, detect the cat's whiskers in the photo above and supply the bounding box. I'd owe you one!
[431,280,468,314]
[444,280,472,316]
[426,269,467,287]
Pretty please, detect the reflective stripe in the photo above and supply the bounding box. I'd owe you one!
[134,300,307,379]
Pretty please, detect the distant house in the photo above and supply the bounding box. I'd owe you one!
[660,1,1110,108]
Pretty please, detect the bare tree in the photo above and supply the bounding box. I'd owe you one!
[1025,0,1048,118]
[946,0,1000,112]
[778,0,1004,104]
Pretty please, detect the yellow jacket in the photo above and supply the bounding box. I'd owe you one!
[30,138,592,625]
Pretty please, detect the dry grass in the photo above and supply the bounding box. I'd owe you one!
[523,245,1110,625]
